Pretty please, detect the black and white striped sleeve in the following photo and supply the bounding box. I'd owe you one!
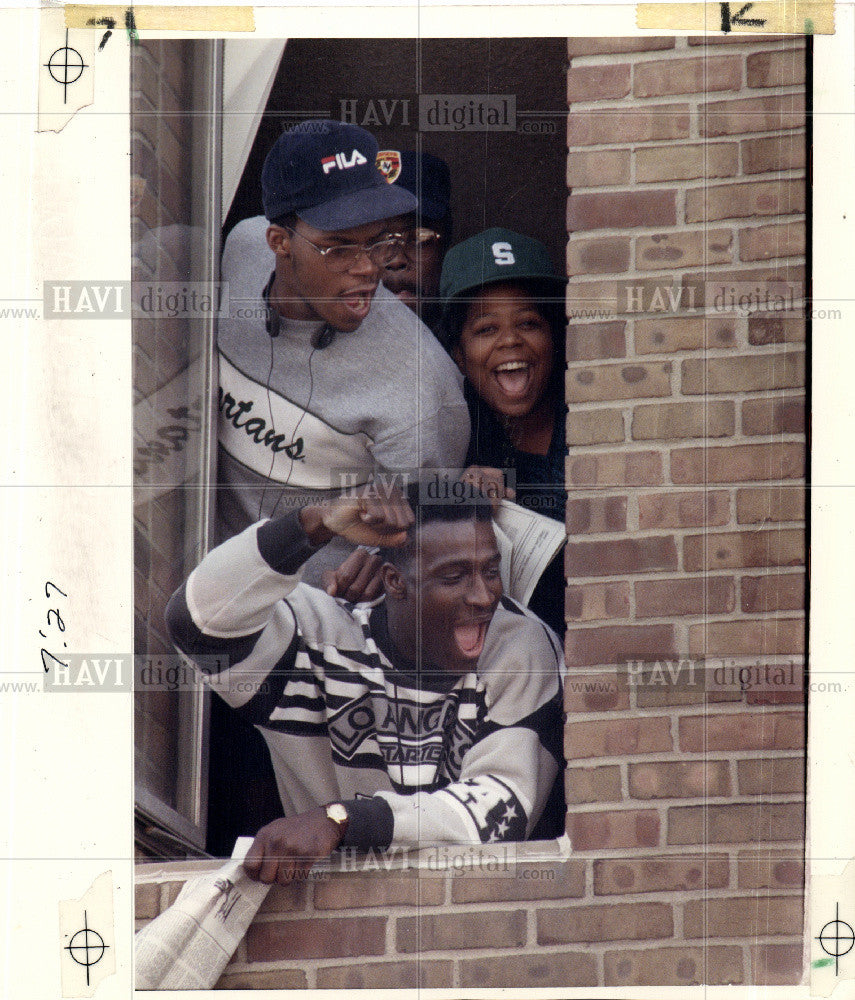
[165,509,321,711]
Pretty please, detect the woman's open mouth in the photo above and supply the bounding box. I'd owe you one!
[493,360,533,400]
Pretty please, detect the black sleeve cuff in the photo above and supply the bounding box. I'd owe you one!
[338,796,395,852]
[256,508,324,575]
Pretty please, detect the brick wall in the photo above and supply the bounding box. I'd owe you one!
[562,34,806,985]
[137,837,803,988]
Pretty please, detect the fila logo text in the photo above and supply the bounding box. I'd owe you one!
[322,150,368,174]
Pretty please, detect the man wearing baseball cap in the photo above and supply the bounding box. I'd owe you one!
[375,149,452,332]
[216,121,470,548]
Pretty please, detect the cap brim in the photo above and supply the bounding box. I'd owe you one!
[297,180,418,232]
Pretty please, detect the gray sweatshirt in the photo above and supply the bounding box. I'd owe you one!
[216,215,470,543]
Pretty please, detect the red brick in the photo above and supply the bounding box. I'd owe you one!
[566,496,627,533]
[634,663,742,708]
[568,361,672,402]
[636,228,733,270]
[742,397,805,436]
[594,855,729,895]
[564,716,673,759]
[629,759,731,799]
[638,490,730,529]
[217,969,308,990]
[397,910,526,952]
[460,952,597,988]
[256,881,308,913]
[669,802,805,845]
[566,581,631,621]
[682,352,805,395]
[751,943,803,985]
[738,850,805,889]
[688,618,804,657]
[567,451,663,487]
[740,222,805,262]
[568,189,677,229]
[568,37,675,56]
[135,882,160,920]
[635,142,738,182]
[685,179,805,222]
[684,895,803,938]
[565,764,623,804]
[724,660,803,707]
[747,49,807,88]
[566,536,678,577]
[738,756,804,795]
[743,133,806,174]
[633,400,734,440]
[316,961,451,989]
[687,264,806,313]
[566,321,626,361]
[742,573,804,612]
[567,236,631,275]
[672,443,805,484]
[619,275,699,314]
[635,56,741,97]
[566,409,625,446]
[605,945,743,986]
[748,315,805,345]
[567,624,677,667]
[313,872,443,909]
[684,528,804,571]
[635,577,735,618]
[538,901,672,943]
[567,63,631,102]
[679,711,803,752]
[636,315,736,353]
[737,486,805,523]
[701,93,806,137]
[246,916,385,961]
[564,670,629,712]
[567,149,631,188]
[451,861,585,902]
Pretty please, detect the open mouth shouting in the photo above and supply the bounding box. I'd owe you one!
[453,618,491,661]
[493,359,534,401]
[340,285,376,322]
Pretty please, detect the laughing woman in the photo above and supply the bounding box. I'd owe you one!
[439,228,568,640]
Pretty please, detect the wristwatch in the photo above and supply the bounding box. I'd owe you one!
[324,802,349,840]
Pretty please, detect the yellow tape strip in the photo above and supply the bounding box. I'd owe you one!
[65,5,255,31]
[637,1,833,34]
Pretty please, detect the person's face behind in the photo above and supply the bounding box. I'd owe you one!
[453,283,554,419]
[380,214,445,312]
[272,217,394,332]
[387,518,502,672]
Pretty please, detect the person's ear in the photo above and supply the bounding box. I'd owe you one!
[381,562,407,600]
[267,225,292,260]
[451,343,466,375]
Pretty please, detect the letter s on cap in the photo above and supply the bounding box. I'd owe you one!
[491,242,515,266]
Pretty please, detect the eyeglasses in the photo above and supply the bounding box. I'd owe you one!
[287,227,409,272]
[386,227,442,257]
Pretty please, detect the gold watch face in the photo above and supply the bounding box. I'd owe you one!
[326,802,348,825]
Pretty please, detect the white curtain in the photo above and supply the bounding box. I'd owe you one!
[222,39,287,214]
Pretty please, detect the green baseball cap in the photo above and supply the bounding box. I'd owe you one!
[439,227,565,303]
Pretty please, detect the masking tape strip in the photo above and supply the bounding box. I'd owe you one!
[65,5,255,32]
[637,1,834,34]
